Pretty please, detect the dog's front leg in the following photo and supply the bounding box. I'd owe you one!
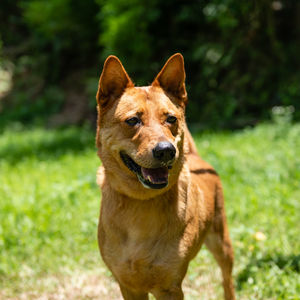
[119,284,149,300]
[152,287,184,300]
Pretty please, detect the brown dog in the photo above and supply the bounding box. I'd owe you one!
[96,54,236,300]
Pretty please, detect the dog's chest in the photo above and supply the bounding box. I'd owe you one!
[104,224,183,290]
[99,198,188,289]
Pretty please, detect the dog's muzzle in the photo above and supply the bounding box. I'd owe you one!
[120,151,172,189]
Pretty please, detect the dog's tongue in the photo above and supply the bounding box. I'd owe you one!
[141,167,168,184]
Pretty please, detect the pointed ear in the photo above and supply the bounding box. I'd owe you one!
[96,55,134,106]
[152,53,187,105]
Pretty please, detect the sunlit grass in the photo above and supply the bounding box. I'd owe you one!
[0,123,299,299]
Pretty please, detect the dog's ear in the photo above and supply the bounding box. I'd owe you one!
[96,55,134,106]
[152,53,187,105]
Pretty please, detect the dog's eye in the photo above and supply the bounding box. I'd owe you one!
[166,115,177,124]
[125,117,140,126]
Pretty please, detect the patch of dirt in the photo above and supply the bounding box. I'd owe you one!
[1,267,225,299]
[1,270,121,300]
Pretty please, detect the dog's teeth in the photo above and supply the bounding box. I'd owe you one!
[147,175,152,183]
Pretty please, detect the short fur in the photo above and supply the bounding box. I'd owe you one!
[96,53,236,300]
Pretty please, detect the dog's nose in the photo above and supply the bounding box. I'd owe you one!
[152,142,176,163]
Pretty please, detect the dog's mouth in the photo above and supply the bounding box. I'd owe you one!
[120,152,169,189]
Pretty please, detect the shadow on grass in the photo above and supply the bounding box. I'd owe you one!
[0,127,96,164]
[237,253,300,290]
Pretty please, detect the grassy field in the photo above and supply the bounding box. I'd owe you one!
[0,123,299,299]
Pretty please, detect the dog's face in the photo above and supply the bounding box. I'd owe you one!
[96,54,188,199]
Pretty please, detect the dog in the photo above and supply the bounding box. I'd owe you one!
[96,53,236,300]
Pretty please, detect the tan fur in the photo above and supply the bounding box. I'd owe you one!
[96,54,236,299]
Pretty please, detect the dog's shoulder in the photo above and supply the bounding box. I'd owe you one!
[185,141,221,203]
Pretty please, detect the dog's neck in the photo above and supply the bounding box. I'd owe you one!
[100,161,191,225]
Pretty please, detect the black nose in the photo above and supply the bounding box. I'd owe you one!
[152,142,176,163]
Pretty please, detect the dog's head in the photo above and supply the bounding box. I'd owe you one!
[96,54,188,199]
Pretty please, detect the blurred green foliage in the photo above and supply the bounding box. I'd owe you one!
[0,0,299,128]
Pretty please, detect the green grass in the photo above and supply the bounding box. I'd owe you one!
[0,123,299,299]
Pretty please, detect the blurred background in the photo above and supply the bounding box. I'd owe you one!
[0,0,299,129]
[0,1,299,300]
